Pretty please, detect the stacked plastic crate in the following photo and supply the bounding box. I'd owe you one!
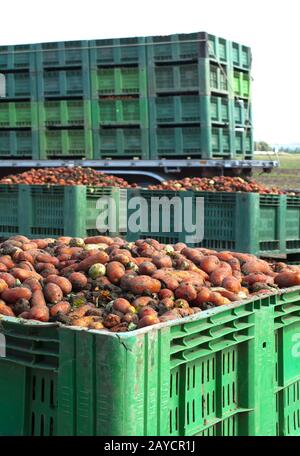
[36,41,92,159]
[146,32,253,159]
[229,39,253,158]
[90,37,149,159]
[0,44,38,158]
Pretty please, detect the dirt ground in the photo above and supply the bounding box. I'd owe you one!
[253,154,300,191]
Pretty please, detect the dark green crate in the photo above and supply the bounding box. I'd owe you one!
[234,99,252,126]
[126,190,286,256]
[149,95,202,124]
[149,125,238,160]
[0,185,19,236]
[3,71,37,100]
[37,68,90,99]
[91,67,147,97]
[0,101,38,128]
[146,33,201,62]
[0,130,39,158]
[36,41,89,67]
[93,127,149,159]
[149,126,203,158]
[234,128,253,158]
[149,95,229,125]
[149,63,202,94]
[1,288,300,436]
[39,128,92,159]
[0,184,124,238]
[208,36,251,70]
[285,196,300,253]
[0,44,36,70]
[209,62,229,93]
[210,95,230,123]
[38,100,91,128]
[231,41,252,70]
[92,97,148,127]
[89,37,146,66]
[208,34,230,63]
[211,126,232,157]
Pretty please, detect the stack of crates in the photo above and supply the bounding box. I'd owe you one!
[36,41,92,159]
[229,40,253,158]
[0,44,38,158]
[0,32,254,160]
[146,32,253,159]
[90,37,149,159]
[147,33,207,159]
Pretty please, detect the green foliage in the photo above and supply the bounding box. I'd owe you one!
[255,141,272,151]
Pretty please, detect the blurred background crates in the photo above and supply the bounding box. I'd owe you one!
[0,32,253,160]
[126,189,294,258]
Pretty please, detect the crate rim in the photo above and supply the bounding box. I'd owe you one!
[1,286,299,339]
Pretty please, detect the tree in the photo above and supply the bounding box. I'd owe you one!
[255,141,272,151]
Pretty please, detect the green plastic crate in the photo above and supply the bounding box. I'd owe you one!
[210,63,228,93]
[231,42,251,70]
[146,33,201,62]
[210,96,230,123]
[37,68,90,99]
[0,44,36,70]
[149,125,242,160]
[126,190,286,257]
[0,184,124,238]
[0,185,19,235]
[92,97,148,127]
[1,288,300,436]
[91,67,147,97]
[150,63,201,94]
[149,95,229,125]
[208,34,229,63]
[211,127,231,157]
[38,100,91,128]
[234,99,252,126]
[0,101,38,128]
[235,128,253,158]
[3,72,37,100]
[149,126,203,158]
[36,41,89,67]
[0,130,39,158]
[39,128,92,159]
[93,127,149,159]
[90,37,146,66]
[234,71,250,98]
[271,288,300,435]
[285,196,300,253]
[149,95,202,124]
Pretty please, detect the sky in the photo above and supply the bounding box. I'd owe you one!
[1,0,299,145]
